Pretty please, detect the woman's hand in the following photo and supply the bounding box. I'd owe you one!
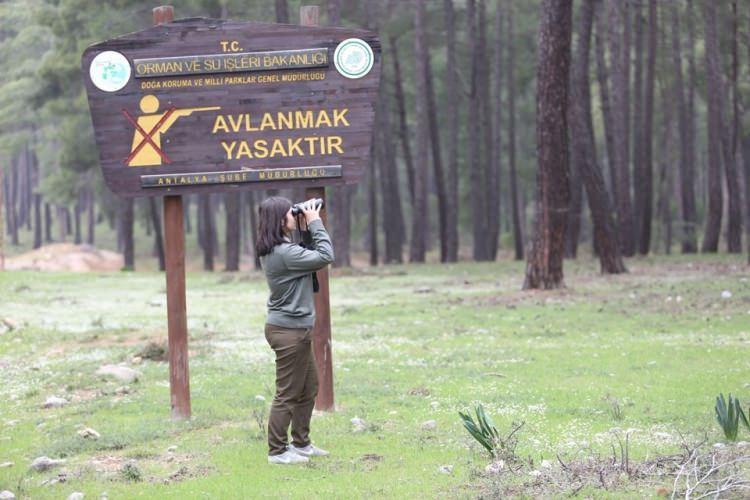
[301,198,322,224]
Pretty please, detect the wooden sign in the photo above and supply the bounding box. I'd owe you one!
[81,18,381,197]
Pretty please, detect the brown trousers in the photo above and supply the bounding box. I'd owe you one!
[264,323,319,456]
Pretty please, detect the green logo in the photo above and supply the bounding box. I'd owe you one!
[333,38,373,79]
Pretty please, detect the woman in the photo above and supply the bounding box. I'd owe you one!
[256,196,334,465]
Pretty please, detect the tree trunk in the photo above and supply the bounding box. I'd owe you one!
[637,0,656,255]
[410,0,429,262]
[478,0,497,260]
[184,195,192,234]
[148,197,165,271]
[569,0,625,274]
[606,0,635,256]
[390,35,416,205]
[594,3,617,198]
[121,198,134,270]
[28,144,42,250]
[74,197,82,245]
[467,0,487,260]
[44,202,52,242]
[670,2,697,254]
[86,187,95,245]
[444,0,460,262]
[247,191,261,270]
[201,194,215,271]
[507,1,524,260]
[368,144,378,266]
[523,0,573,290]
[681,0,698,253]
[376,76,405,264]
[489,0,504,260]
[701,0,724,253]
[275,0,289,23]
[225,192,241,271]
[723,1,742,253]
[423,12,448,262]
[8,157,19,246]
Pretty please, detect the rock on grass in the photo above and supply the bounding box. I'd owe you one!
[42,396,68,409]
[95,365,140,383]
[77,427,100,439]
[0,491,15,500]
[30,456,66,472]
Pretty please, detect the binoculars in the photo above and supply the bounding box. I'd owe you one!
[291,198,325,216]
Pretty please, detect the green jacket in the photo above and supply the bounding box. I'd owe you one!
[260,218,334,328]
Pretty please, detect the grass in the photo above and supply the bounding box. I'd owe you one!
[0,253,749,498]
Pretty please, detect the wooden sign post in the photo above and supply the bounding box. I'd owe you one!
[81,5,380,418]
[299,5,334,412]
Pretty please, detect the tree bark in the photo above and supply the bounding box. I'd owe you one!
[568,0,626,274]
[490,0,504,260]
[723,1,742,253]
[506,1,524,260]
[200,194,215,270]
[701,0,724,253]
[275,0,289,23]
[682,0,698,253]
[121,198,135,270]
[44,202,52,242]
[444,0,460,262]
[594,2,617,198]
[410,0,429,262]
[28,143,42,250]
[523,0,573,290]
[368,143,378,266]
[225,192,241,271]
[637,0,656,254]
[390,35,416,205]
[606,0,635,256]
[670,2,697,254]
[423,7,448,262]
[247,191,261,270]
[467,0,487,261]
[478,0,497,260]
[147,197,165,271]
[8,156,19,246]
[376,76,405,263]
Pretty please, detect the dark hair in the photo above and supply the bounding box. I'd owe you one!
[256,196,293,257]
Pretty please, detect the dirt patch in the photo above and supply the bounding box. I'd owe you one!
[6,243,123,272]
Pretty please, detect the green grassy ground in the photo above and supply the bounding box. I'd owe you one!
[0,254,749,498]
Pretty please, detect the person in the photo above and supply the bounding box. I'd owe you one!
[256,196,334,465]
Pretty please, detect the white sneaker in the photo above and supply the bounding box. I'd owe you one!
[267,450,309,464]
[289,443,330,457]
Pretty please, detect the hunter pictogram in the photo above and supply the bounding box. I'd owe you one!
[123,94,220,166]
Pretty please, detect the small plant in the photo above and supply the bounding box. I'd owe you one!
[605,395,624,421]
[459,405,525,462]
[714,393,749,441]
[459,404,499,457]
[119,462,143,482]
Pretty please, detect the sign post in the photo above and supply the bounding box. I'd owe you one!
[299,5,334,412]
[154,5,192,420]
[82,5,380,418]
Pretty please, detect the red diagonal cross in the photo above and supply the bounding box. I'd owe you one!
[122,107,176,165]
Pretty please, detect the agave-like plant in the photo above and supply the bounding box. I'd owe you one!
[715,393,749,441]
[459,404,499,457]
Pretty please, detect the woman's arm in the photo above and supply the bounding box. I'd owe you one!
[282,219,334,271]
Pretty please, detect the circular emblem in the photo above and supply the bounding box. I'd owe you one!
[89,51,131,92]
[333,38,374,79]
